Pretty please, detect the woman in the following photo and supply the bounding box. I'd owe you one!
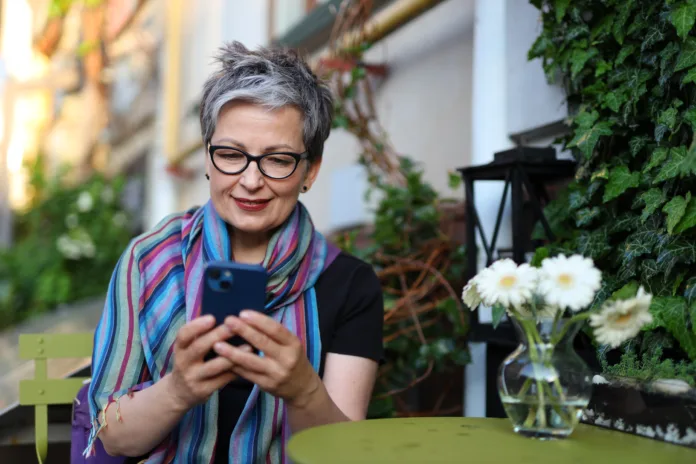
[85,42,384,463]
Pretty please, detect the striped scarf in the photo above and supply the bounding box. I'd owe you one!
[86,200,336,463]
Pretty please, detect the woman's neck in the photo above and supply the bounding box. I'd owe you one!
[229,228,270,264]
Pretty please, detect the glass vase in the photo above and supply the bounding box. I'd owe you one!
[497,317,592,439]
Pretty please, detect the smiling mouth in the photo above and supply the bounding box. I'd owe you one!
[234,198,270,204]
[233,198,271,211]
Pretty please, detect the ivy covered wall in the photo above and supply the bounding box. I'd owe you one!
[529,0,696,382]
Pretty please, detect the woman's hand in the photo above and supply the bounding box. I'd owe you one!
[169,315,251,411]
[213,311,320,407]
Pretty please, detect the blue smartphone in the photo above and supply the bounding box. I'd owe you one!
[202,261,267,359]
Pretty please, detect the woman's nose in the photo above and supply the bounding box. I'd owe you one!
[239,161,265,190]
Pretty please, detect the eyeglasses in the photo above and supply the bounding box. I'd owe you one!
[208,145,308,179]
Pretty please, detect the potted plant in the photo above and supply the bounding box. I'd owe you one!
[462,254,653,439]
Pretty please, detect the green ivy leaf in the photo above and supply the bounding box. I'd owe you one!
[650,296,696,359]
[569,121,613,159]
[616,44,636,65]
[629,135,650,157]
[670,1,696,40]
[642,25,666,52]
[617,259,638,281]
[603,166,641,202]
[657,106,679,130]
[555,0,570,22]
[644,147,670,173]
[675,197,696,233]
[639,188,666,221]
[596,60,613,77]
[574,109,600,128]
[604,91,623,112]
[570,47,598,77]
[656,237,696,277]
[611,281,640,301]
[592,14,616,40]
[529,34,552,59]
[531,247,549,267]
[642,259,661,281]
[654,146,690,183]
[655,124,669,143]
[613,1,636,45]
[682,67,696,85]
[569,190,590,210]
[663,192,691,234]
[576,207,601,227]
[624,228,660,261]
[591,166,610,182]
[577,228,611,259]
[492,304,506,329]
[609,213,641,234]
[685,277,696,303]
[675,37,696,71]
[684,107,696,132]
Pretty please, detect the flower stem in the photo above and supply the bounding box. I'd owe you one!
[550,312,591,346]
[519,318,547,429]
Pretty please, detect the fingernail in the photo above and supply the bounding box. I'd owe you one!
[240,310,252,319]
[241,344,252,352]
[213,342,225,353]
[202,315,215,324]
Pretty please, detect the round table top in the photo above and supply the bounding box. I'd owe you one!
[287,417,696,464]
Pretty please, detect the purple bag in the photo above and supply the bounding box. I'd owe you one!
[71,382,126,463]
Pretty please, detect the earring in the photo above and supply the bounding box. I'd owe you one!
[302,185,308,192]
[205,174,210,180]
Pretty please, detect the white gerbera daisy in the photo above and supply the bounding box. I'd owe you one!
[475,259,537,309]
[461,279,483,310]
[538,254,601,312]
[589,287,653,348]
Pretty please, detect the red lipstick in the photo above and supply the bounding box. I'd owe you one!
[234,198,270,212]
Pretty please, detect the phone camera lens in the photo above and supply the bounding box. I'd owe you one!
[220,280,231,290]
[210,269,221,280]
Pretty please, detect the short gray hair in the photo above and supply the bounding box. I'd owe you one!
[199,41,334,161]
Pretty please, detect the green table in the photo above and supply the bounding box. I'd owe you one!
[287,417,696,463]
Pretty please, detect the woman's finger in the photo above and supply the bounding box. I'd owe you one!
[224,317,281,357]
[175,315,216,350]
[238,311,295,345]
[206,371,238,392]
[214,341,269,373]
[231,365,267,387]
[187,323,233,360]
[197,355,235,379]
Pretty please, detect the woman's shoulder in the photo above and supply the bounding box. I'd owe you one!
[320,250,381,295]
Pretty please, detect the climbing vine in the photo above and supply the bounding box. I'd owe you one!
[317,0,469,415]
[530,0,696,383]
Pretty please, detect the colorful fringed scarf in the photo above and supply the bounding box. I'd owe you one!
[86,200,337,463]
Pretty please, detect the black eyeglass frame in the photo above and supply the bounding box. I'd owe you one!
[208,144,309,179]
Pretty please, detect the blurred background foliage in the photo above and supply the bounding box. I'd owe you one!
[0,157,133,329]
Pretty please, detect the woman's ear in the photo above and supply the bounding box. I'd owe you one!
[302,157,322,193]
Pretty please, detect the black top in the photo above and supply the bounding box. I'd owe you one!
[213,252,384,463]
